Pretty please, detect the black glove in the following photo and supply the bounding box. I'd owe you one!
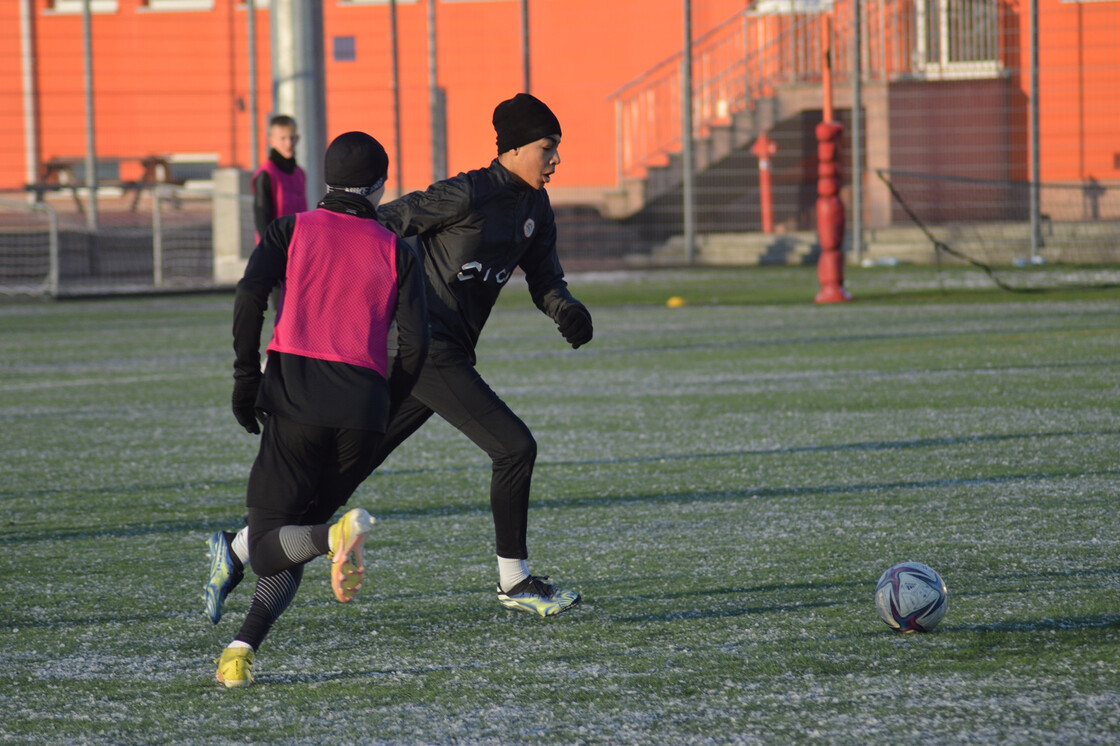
[557,303,593,349]
[232,377,262,434]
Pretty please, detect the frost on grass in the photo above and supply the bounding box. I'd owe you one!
[3,292,1119,744]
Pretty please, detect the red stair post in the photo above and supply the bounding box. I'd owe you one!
[815,15,851,304]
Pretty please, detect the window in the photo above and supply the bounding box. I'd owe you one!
[46,0,119,12]
[139,0,214,10]
[333,36,357,62]
[916,0,1002,79]
[339,1,419,6]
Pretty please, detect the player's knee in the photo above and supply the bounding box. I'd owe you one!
[497,431,536,469]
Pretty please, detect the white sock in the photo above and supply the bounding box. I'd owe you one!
[498,556,530,593]
[226,640,252,651]
[231,527,250,565]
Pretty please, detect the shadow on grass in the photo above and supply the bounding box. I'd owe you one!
[4,464,1118,546]
[2,428,1113,505]
[613,598,849,624]
[490,322,1120,363]
[539,428,1120,470]
[947,614,1120,634]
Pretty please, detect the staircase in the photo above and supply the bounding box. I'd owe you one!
[586,0,1088,269]
[604,3,868,219]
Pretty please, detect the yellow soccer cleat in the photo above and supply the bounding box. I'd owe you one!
[497,575,581,617]
[215,645,254,688]
[328,508,374,603]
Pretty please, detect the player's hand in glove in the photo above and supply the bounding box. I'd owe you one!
[558,303,594,349]
[232,377,262,434]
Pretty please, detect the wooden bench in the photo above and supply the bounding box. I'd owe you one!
[136,153,220,208]
[25,153,221,212]
[25,156,145,213]
[140,153,219,186]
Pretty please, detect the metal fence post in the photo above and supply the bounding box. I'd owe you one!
[682,0,695,264]
[1029,0,1042,261]
[46,202,59,297]
[851,0,863,266]
[153,188,163,288]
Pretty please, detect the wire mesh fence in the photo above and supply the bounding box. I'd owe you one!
[0,188,252,297]
[875,170,1120,267]
[2,1,1118,290]
[0,198,58,296]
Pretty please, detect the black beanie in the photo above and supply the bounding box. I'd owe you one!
[492,93,562,154]
[324,131,389,188]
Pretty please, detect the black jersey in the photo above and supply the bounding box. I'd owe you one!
[377,159,581,363]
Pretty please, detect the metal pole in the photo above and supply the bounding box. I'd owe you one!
[247,0,259,172]
[428,0,445,182]
[614,99,623,188]
[153,190,163,287]
[390,0,403,196]
[851,0,863,265]
[521,0,530,93]
[1029,0,1041,260]
[272,0,327,206]
[681,0,695,264]
[45,204,59,296]
[81,0,99,232]
[20,0,39,198]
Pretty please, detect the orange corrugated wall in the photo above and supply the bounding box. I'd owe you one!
[3,0,744,194]
[1026,0,1120,183]
[2,0,1116,193]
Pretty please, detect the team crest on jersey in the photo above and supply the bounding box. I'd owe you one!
[523,218,535,238]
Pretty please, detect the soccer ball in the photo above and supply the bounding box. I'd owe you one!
[875,562,948,633]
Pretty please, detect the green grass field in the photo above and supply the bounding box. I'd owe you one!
[2,266,1118,744]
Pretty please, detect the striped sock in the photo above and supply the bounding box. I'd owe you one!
[277,525,320,564]
[234,565,303,650]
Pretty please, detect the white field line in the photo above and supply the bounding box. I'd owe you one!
[0,370,223,393]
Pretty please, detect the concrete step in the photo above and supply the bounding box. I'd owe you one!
[623,223,1120,267]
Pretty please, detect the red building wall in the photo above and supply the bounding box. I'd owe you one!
[2,0,746,196]
[1,0,1116,198]
[1026,0,1120,183]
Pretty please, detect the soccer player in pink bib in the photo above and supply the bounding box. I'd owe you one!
[214,131,429,688]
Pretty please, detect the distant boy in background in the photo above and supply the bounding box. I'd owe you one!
[252,114,307,240]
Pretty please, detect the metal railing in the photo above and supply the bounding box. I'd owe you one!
[609,0,1005,181]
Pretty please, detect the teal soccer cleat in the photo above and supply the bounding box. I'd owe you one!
[204,531,244,624]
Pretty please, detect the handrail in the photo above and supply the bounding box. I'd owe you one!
[610,0,1005,183]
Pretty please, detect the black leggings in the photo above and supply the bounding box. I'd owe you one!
[372,349,536,559]
[235,416,384,650]
[245,415,383,574]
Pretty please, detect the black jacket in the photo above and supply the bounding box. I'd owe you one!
[378,159,581,363]
[233,191,429,431]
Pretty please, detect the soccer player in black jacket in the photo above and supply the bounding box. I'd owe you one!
[212,131,429,687]
[206,93,592,622]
